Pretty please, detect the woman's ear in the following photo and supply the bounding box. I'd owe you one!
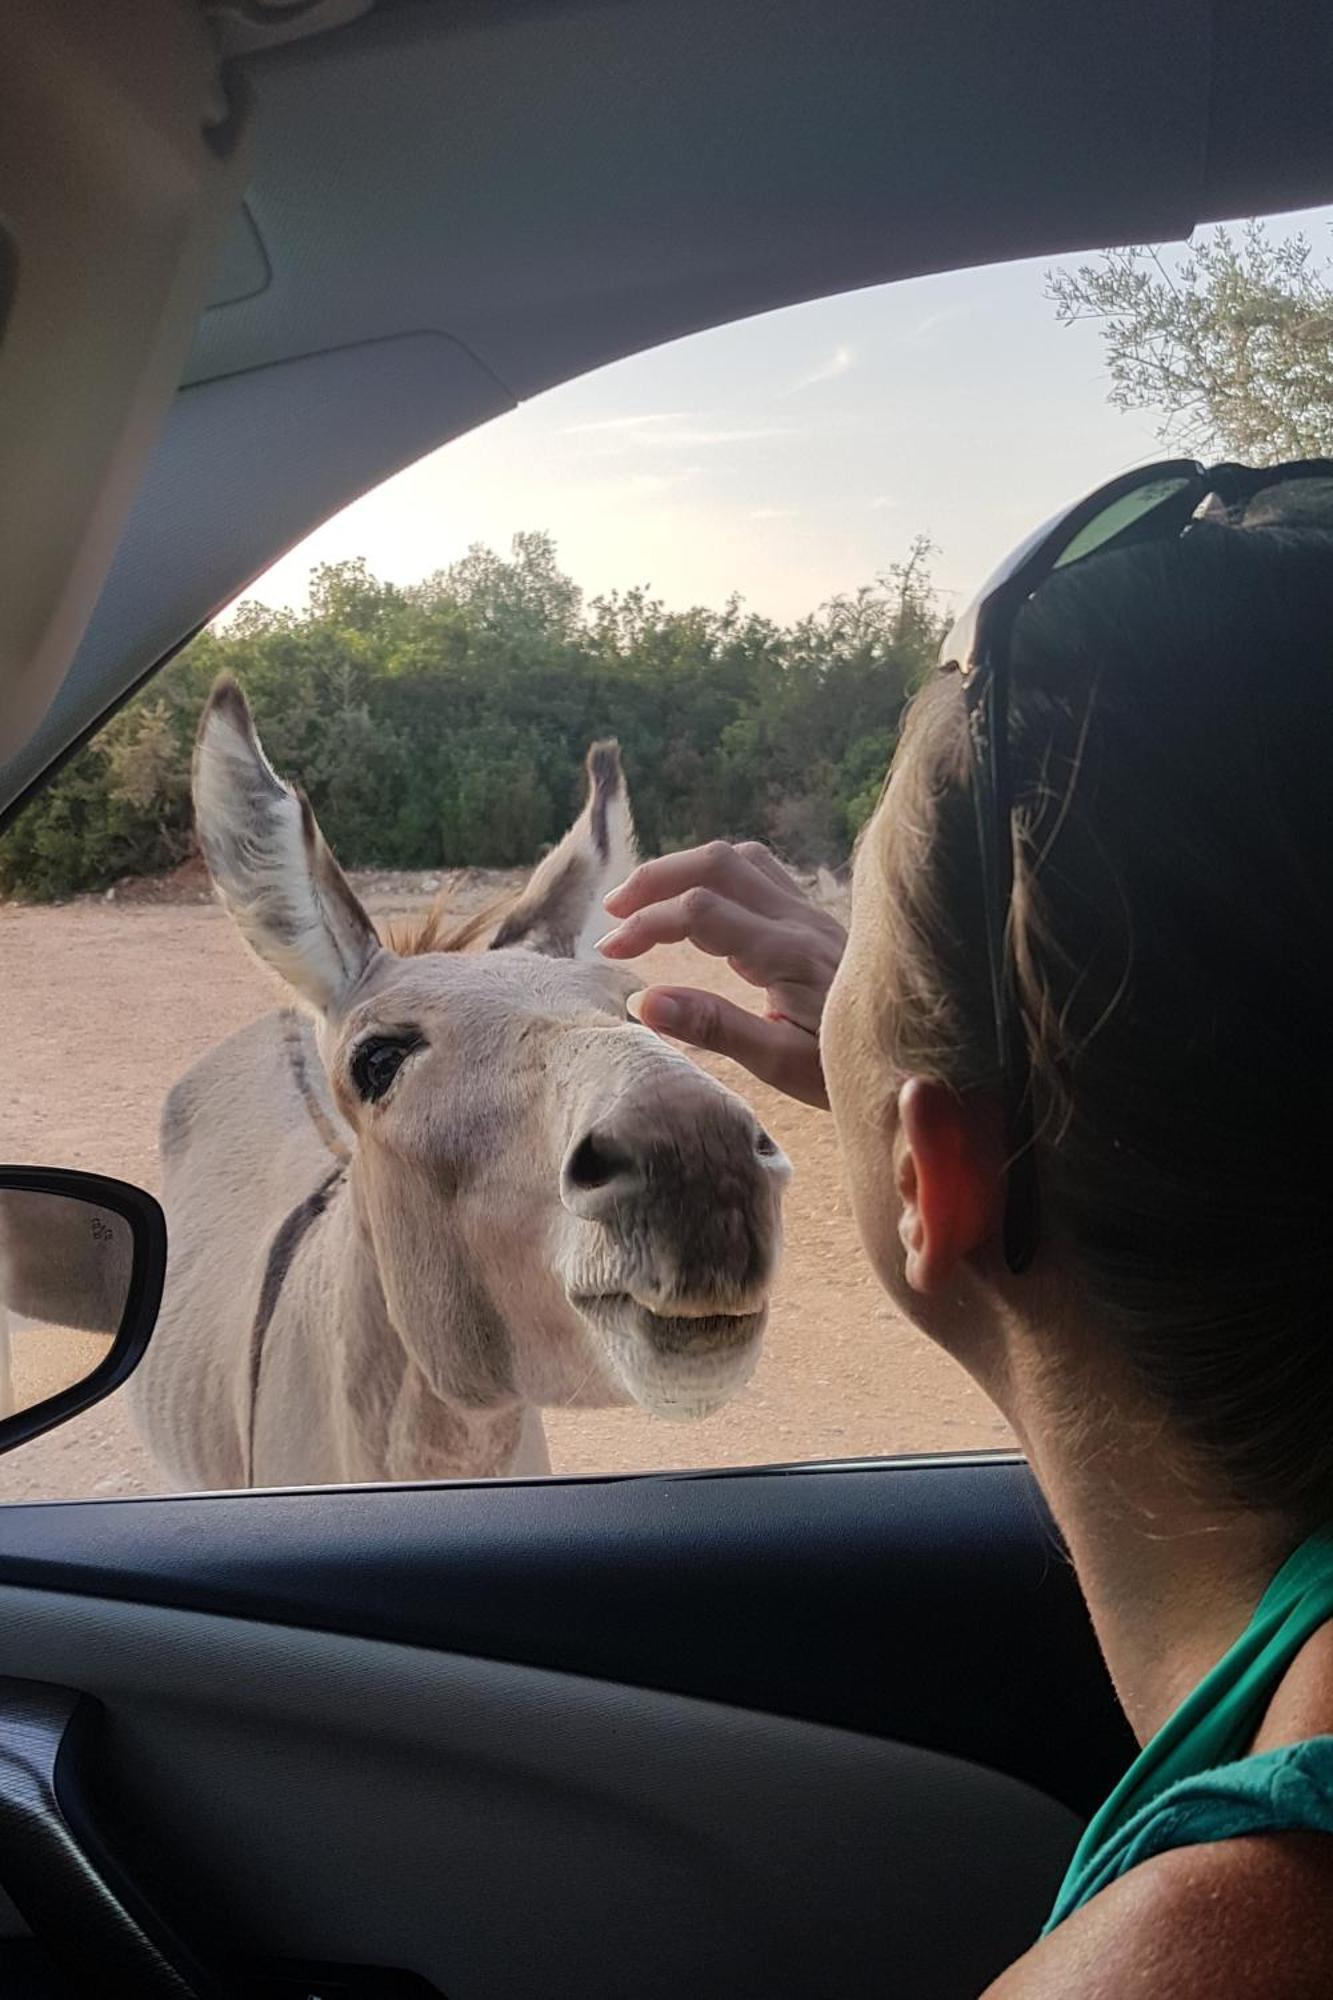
[895,1077,1006,1292]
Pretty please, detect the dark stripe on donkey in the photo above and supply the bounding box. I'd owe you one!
[282,1010,352,1163]
[246,1164,345,1479]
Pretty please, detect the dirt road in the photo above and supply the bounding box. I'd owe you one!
[0,878,1011,1500]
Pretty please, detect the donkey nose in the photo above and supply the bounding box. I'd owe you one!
[560,1117,784,1222]
[560,1129,646,1219]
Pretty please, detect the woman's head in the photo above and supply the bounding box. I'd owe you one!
[823,512,1333,1523]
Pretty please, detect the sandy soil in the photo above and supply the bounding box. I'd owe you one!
[0,874,1012,1501]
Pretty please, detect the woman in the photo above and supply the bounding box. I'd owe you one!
[598,461,1333,1994]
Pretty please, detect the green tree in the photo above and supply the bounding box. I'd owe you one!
[426,530,583,645]
[0,535,943,900]
[1048,222,1333,459]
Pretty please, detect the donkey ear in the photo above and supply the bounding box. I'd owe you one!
[490,739,637,960]
[193,676,379,1014]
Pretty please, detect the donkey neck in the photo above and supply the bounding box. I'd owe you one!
[259,1161,539,1483]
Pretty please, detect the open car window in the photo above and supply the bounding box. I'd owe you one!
[2,207,1328,1502]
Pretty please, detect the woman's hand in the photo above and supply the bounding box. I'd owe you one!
[597,841,847,1110]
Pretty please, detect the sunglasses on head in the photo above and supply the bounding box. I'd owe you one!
[938,456,1333,1277]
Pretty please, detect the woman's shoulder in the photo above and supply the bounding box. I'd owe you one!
[984,1828,1333,1998]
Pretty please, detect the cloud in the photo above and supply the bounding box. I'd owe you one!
[782,344,855,395]
[661,426,790,447]
[563,413,791,451]
[908,303,973,342]
[749,506,798,521]
[561,412,685,436]
[868,494,900,512]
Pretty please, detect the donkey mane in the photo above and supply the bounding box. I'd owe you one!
[384,890,520,957]
[383,740,625,959]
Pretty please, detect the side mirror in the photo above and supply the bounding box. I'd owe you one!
[0,1167,165,1456]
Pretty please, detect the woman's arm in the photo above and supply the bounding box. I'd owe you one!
[597,840,846,1110]
[986,1836,1333,1998]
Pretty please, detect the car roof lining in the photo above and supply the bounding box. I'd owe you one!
[5,0,1333,822]
[0,334,511,835]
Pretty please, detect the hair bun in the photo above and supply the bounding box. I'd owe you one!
[1197,476,1333,532]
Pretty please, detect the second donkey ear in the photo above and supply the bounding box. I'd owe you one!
[193,676,380,1015]
[489,739,637,960]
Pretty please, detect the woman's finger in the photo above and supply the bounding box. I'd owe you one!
[598,887,818,980]
[731,840,804,894]
[629,985,828,1110]
[603,841,796,923]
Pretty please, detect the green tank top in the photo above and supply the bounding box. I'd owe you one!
[1046,1528,1333,1933]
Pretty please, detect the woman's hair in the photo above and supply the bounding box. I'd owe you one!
[874,509,1333,1521]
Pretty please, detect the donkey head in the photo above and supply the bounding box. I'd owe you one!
[193,677,789,1423]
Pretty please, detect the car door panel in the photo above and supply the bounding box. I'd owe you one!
[0,1588,1080,1999]
[0,1458,1130,1813]
[0,1458,1129,1997]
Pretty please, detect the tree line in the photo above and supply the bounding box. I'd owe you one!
[0,532,942,901]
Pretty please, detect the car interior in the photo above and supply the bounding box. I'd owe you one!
[2,3,1332,1995]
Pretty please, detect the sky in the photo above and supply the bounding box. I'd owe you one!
[233,205,1333,628]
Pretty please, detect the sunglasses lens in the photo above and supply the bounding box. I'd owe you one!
[940,472,1198,671]
[1054,474,1196,568]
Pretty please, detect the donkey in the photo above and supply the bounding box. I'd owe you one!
[129,678,789,1488]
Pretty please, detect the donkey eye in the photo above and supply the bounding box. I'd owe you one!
[351,1033,422,1103]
